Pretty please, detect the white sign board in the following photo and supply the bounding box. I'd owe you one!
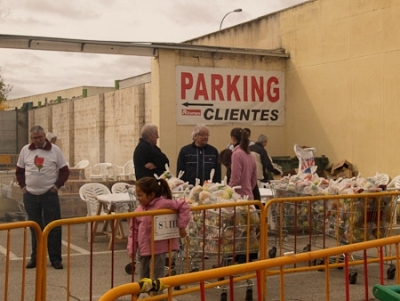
[154,213,180,241]
[176,66,285,125]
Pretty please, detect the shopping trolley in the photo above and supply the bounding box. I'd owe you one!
[311,192,396,284]
[188,206,260,299]
[266,187,325,258]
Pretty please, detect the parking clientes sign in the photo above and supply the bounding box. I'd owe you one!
[176,66,285,125]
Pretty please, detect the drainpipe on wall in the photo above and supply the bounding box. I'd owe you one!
[82,88,87,98]
[115,80,120,90]
[15,107,18,153]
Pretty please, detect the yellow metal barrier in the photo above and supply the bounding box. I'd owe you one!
[97,191,400,301]
[99,235,400,301]
[39,201,264,301]
[264,191,399,258]
[2,192,400,301]
[0,221,44,301]
[0,154,19,171]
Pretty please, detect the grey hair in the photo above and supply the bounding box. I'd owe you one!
[30,125,45,134]
[257,134,268,143]
[141,124,158,138]
[191,124,208,140]
[46,132,57,140]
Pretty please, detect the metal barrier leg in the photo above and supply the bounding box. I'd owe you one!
[245,286,253,301]
[220,289,227,301]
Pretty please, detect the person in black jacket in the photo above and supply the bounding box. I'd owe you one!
[133,124,170,180]
[177,124,221,185]
[250,134,282,183]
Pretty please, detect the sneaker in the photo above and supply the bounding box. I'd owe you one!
[51,261,63,269]
[26,259,36,269]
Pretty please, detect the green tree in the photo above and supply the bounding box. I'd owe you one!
[0,68,12,110]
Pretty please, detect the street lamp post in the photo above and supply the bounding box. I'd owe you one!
[219,8,242,31]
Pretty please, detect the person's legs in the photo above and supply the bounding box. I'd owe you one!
[153,253,167,300]
[140,256,151,279]
[139,254,168,300]
[42,190,62,263]
[23,192,44,262]
[153,253,167,279]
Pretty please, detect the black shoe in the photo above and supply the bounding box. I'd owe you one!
[26,259,36,269]
[51,261,63,269]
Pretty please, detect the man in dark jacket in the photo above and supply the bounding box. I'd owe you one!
[133,124,170,180]
[177,124,221,185]
[250,134,282,182]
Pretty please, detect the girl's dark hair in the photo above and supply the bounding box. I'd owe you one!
[218,149,232,168]
[135,177,172,199]
[230,127,250,154]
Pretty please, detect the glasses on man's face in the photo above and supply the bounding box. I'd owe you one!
[197,133,210,137]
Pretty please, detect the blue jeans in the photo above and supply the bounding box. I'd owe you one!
[23,190,62,263]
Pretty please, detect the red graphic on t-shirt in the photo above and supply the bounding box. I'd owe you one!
[34,155,44,172]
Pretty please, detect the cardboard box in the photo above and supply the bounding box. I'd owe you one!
[328,159,355,179]
[331,160,353,175]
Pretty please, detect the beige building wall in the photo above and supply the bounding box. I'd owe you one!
[185,0,400,178]
[153,49,286,174]
[281,0,400,176]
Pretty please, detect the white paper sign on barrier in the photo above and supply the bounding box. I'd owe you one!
[154,213,180,241]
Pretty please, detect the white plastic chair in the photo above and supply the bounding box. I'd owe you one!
[79,183,111,241]
[111,182,131,194]
[89,163,114,181]
[72,159,90,169]
[111,182,136,212]
[388,175,400,189]
[113,160,135,181]
[373,172,390,186]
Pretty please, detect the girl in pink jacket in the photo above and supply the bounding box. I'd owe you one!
[127,177,190,281]
[229,128,258,200]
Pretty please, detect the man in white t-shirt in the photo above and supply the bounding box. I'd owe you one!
[15,125,70,270]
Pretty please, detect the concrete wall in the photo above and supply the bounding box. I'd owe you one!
[7,86,115,109]
[281,0,400,176]
[0,110,28,153]
[27,84,148,169]
[184,0,400,178]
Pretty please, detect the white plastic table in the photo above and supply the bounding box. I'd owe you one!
[96,193,136,249]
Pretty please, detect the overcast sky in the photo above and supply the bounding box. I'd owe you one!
[0,0,305,99]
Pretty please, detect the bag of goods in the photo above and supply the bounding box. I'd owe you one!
[294,144,317,174]
[156,165,188,191]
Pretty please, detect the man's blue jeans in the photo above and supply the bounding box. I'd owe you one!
[23,190,62,263]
